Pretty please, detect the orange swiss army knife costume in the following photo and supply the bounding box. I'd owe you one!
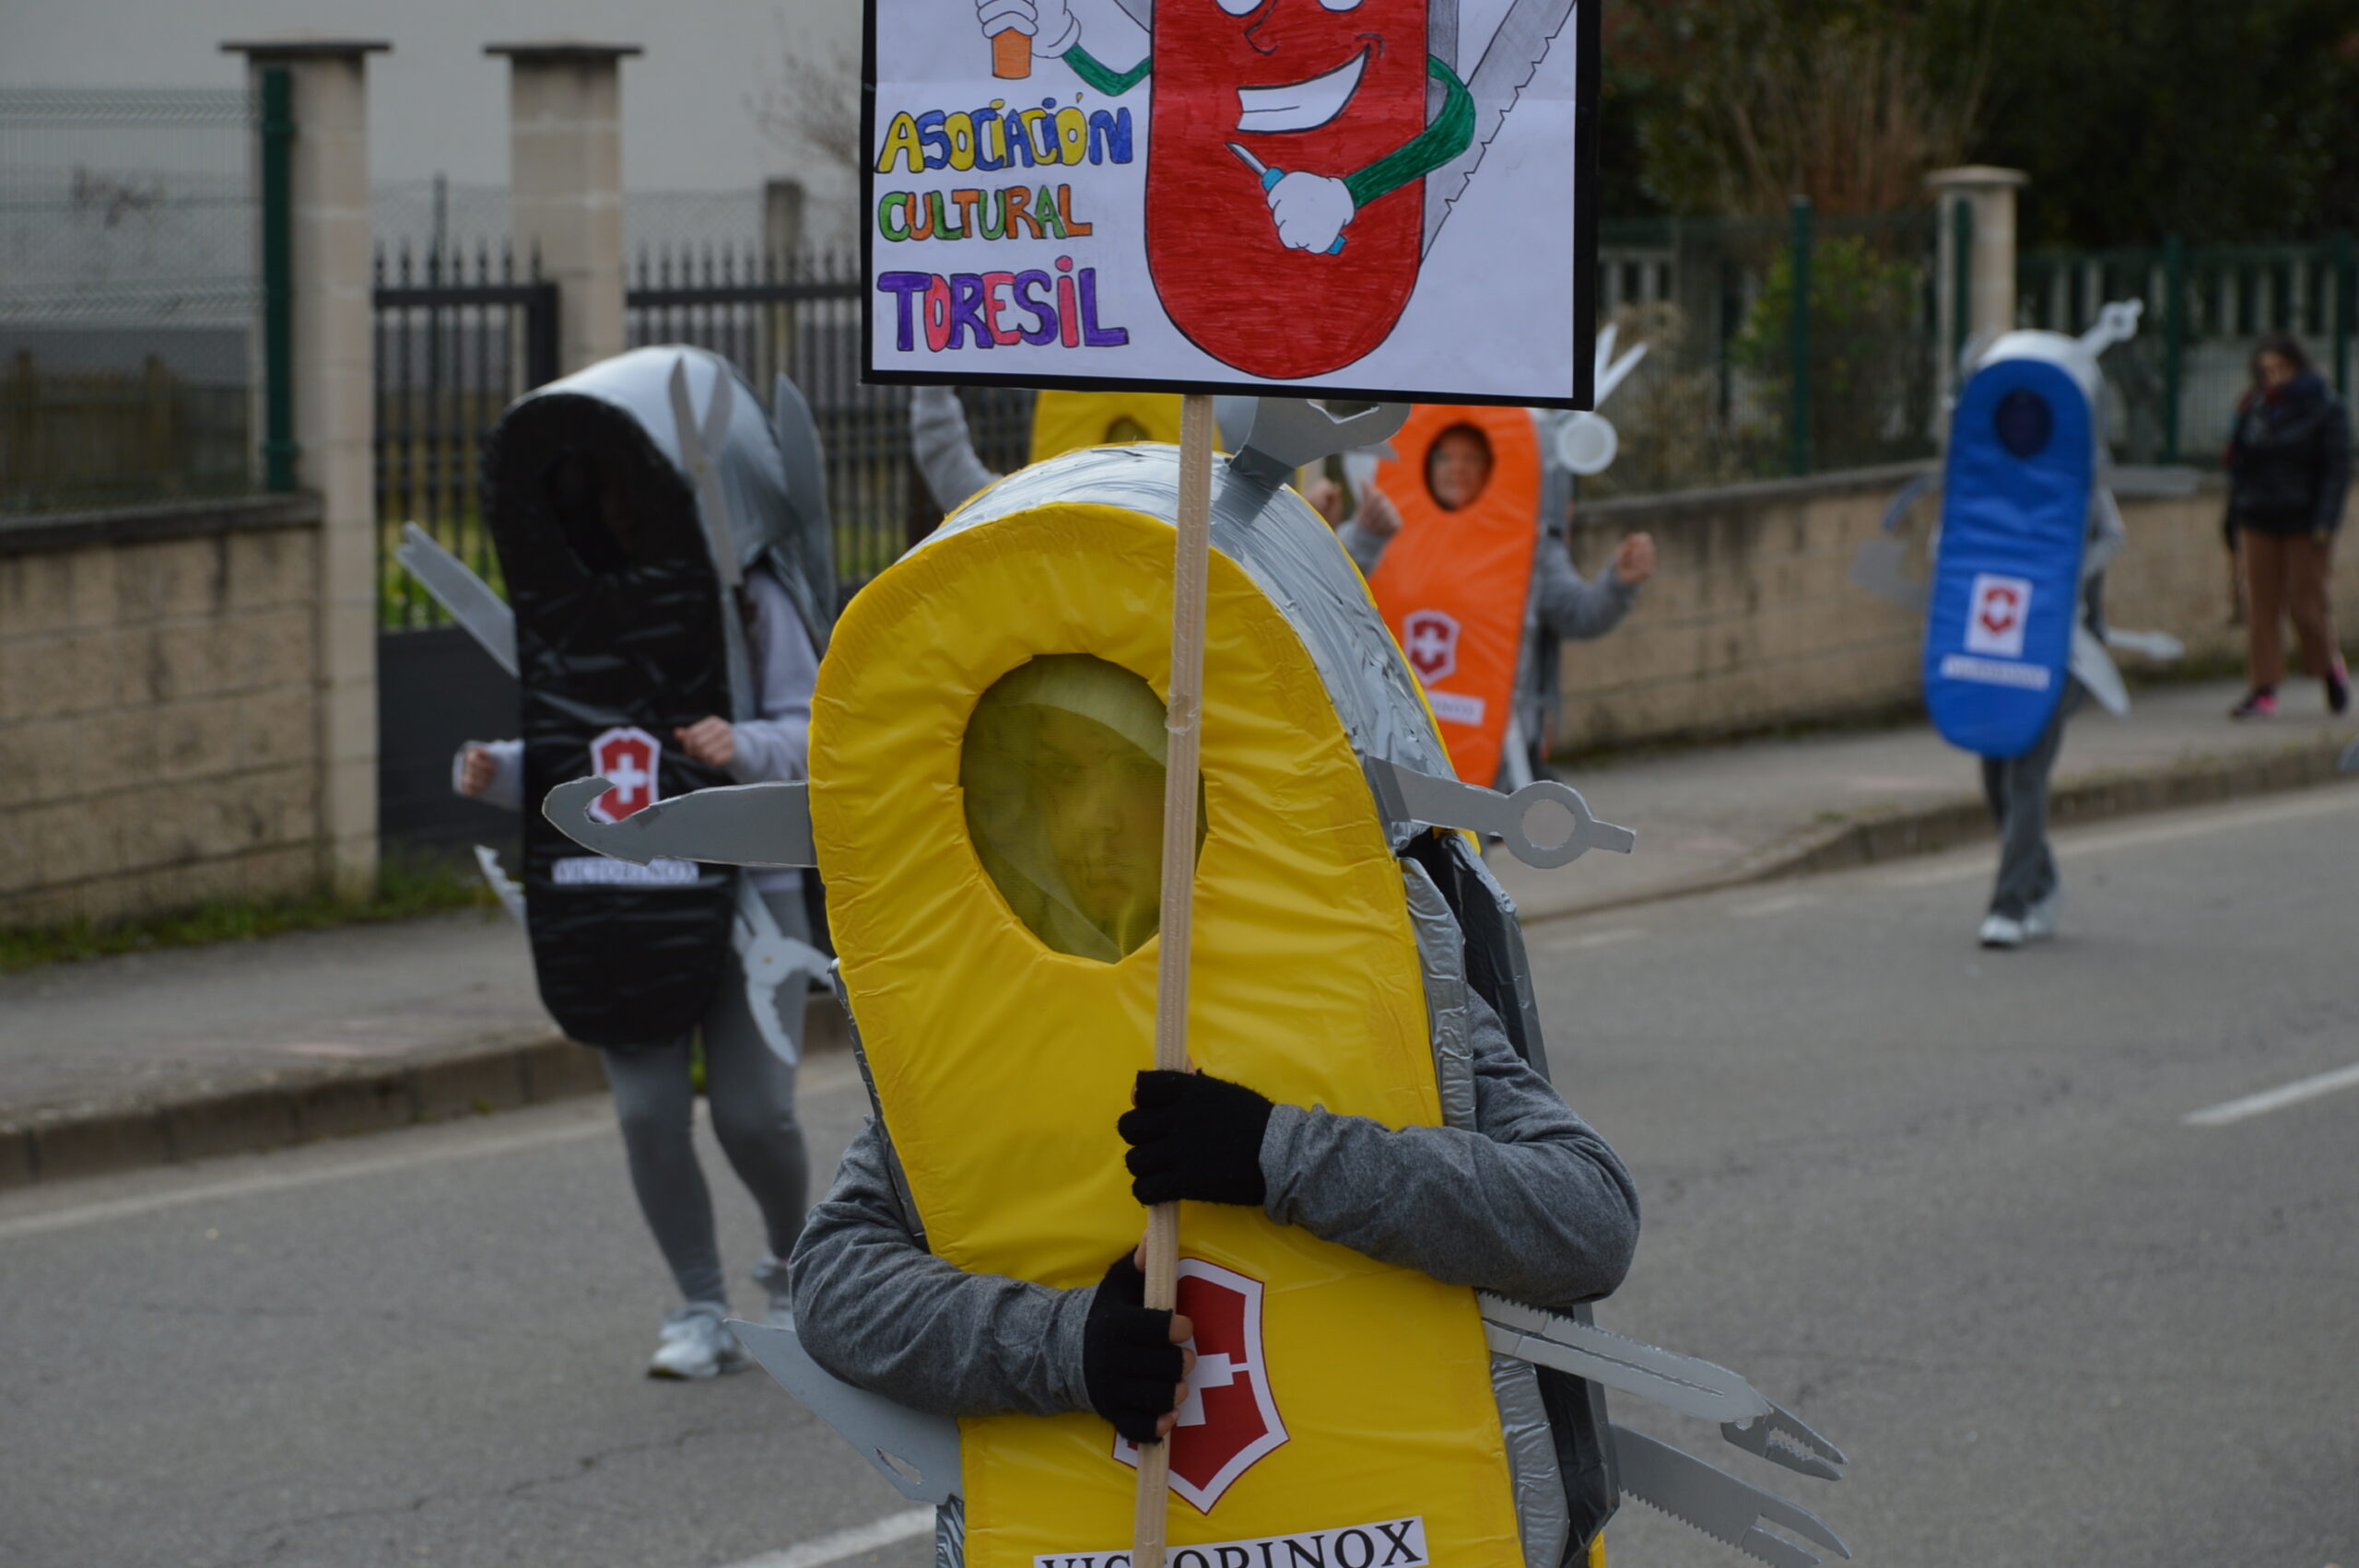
[1365,405,1545,786]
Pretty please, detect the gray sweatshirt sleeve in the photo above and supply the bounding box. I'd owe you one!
[791,1000,1637,1416]
[789,1115,1097,1417]
[451,738,524,813]
[2082,486,2126,580]
[1532,539,1638,642]
[910,386,1001,516]
[1259,996,1639,1310]
[1335,519,1391,579]
[726,566,816,786]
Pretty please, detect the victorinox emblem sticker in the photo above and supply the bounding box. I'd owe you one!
[1114,1258,1288,1512]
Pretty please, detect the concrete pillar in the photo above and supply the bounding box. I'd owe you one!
[1927,165,2028,412]
[763,179,806,263]
[224,37,389,902]
[488,42,640,376]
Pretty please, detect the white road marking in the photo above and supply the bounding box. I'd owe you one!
[719,1509,935,1568]
[1882,786,2359,889]
[1541,927,1648,953]
[2183,1061,2359,1127]
[0,1058,861,1244]
[1731,893,1814,919]
[0,1117,615,1243]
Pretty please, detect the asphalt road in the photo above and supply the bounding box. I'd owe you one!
[5,785,2355,1568]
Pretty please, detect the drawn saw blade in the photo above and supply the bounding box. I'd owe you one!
[1422,0,1578,253]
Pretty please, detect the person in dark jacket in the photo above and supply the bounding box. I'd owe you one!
[2225,333,2351,718]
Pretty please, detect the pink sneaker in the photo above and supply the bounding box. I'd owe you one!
[2230,689,2278,720]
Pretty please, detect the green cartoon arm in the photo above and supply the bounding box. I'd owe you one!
[1064,46,1152,96]
[1344,56,1475,209]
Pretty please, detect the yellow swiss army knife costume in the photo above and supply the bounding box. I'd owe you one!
[823,442,1541,1562]
[545,408,1855,1568]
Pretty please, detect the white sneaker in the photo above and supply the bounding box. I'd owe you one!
[1978,913,2025,949]
[751,1256,794,1328]
[647,1302,747,1380]
[2022,888,2061,942]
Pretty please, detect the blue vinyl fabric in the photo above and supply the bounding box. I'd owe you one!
[1924,357,2093,758]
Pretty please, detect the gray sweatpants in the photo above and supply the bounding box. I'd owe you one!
[602,888,813,1306]
[1978,686,2080,920]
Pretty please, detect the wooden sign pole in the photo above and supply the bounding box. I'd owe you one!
[1133,392,1215,1566]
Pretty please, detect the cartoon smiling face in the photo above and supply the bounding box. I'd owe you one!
[1146,0,1428,380]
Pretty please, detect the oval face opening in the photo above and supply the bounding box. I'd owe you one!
[960,654,1205,962]
[543,445,643,575]
[1993,388,2054,459]
[1425,424,1495,511]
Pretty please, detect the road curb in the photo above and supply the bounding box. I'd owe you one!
[1513,733,2357,928]
[6,741,2348,1189]
[1767,734,2356,881]
[0,1000,851,1191]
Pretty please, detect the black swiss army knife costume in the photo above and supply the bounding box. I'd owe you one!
[398,343,838,1052]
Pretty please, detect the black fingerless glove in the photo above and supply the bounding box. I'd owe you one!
[1082,1253,1185,1444]
[1118,1070,1274,1208]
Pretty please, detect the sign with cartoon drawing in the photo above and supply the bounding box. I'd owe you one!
[862,0,1600,405]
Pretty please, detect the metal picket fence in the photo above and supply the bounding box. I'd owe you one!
[2017,237,2356,465]
[371,241,558,629]
[1583,206,1942,497]
[363,212,2358,631]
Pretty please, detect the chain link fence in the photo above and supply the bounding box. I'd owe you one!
[0,88,260,515]
[1584,208,1941,498]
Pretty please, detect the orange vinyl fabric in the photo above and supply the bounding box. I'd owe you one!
[1365,405,1544,787]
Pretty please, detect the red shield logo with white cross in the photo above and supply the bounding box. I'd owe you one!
[1964,572,2033,659]
[1114,1259,1288,1513]
[587,726,663,824]
[1402,610,1461,685]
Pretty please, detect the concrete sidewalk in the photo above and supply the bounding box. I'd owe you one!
[3,677,2350,1187]
[1494,676,2356,921]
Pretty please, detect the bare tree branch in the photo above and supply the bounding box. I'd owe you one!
[747,17,862,177]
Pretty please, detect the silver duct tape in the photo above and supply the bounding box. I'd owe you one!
[1402,859,1566,1564]
[936,1496,966,1568]
[1491,1351,1573,1568]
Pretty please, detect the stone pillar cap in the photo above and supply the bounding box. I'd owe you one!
[221,37,391,58]
[485,41,645,61]
[1924,165,2028,191]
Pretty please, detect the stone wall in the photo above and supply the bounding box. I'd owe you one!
[0,496,326,928]
[1555,468,2359,755]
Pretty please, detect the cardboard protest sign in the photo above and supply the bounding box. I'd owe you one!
[863,0,1600,406]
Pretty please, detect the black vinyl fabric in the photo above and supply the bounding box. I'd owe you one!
[487,388,737,1049]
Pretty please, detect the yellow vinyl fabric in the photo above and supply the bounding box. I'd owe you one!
[809,475,1523,1566]
[1028,390,1186,464]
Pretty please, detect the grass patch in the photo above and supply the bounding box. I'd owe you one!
[0,849,499,977]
